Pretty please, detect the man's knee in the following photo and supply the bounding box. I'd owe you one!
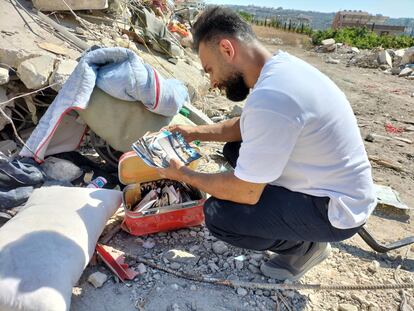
[203,196,221,232]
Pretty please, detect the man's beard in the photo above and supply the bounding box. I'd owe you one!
[221,72,250,102]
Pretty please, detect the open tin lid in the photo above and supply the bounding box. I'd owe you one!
[118,151,200,185]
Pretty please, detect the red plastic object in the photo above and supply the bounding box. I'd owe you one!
[385,123,405,134]
[96,244,138,282]
[118,151,205,237]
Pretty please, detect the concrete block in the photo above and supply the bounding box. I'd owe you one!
[0,68,9,85]
[32,0,108,11]
[378,50,392,67]
[49,59,78,91]
[0,47,45,69]
[87,271,108,288]
[17,55,56,89]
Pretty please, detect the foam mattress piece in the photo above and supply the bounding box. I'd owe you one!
[0,186,121,311]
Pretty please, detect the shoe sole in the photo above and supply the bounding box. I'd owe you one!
[260,243,332,281]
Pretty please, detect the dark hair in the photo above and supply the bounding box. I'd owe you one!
[192,6,257,51]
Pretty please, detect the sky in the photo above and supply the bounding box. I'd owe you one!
[205,0,414,18]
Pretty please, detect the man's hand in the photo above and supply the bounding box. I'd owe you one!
[157,158,186,181]
[164,124,198,142]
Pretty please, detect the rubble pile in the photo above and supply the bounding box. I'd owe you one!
[315,38,414,79]
[0,0,211,159]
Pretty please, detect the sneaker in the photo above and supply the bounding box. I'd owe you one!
[260,242,331,281]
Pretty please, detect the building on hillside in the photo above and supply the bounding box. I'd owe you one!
[174,0,206,11]
[332,10,405,36]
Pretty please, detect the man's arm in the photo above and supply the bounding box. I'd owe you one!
[158,159,266,205]
[168,117,241,143]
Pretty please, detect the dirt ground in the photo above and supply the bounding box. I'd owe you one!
[71,28,414,311]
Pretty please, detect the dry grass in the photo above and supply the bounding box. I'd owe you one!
[252,25,312,48]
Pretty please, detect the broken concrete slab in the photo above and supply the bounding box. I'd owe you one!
[32,0,108,11]
[378,50,392,68]
[0,47,48,69]
[17,55,56,89]
[401,47,414,65]
[183,102,214,125]
[0,68,9,85]
[49,59,78,91]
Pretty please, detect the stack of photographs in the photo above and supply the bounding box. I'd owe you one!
[132,130,201,168]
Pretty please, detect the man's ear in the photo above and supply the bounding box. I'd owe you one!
[218,39,236,62]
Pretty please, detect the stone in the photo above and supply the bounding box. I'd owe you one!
[248,264,261,274]
[0,68,9,85]
[399,67,413,77]
[49,59,78,91]
[88,271,108,288]
[391,67,402,75]
[326,57,340,64]
[137,263,147,274]
[237,287,248,297]
[190,285,197,291]
[395,49,406,57]
[322,38,336,46]
[170,262,181,270]
[142,240,156,249]
[378,50,393,67]
[235,260,244,270]
[164,249,199,264]
[338,303,358,311]
[32,0,108,11]
[368,260,380,273]
[170,283,179,290]
[212,241,228,255]
[351,47,360,54]
[17,55,56,89]
[401,46,414,65]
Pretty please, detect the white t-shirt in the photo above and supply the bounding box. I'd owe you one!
[234,51,377,229]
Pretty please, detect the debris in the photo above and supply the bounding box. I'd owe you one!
[368,260,380,273]
[212,241,228,255]
[95,244,138,282]
[326,57,340,64]
[32,0,108,11]
[0,68,9,85]
[183,102,214,125]
[374,184,411,213]
[0,47,46,69]
[322,38,335,46]
[237,287,248,297]
[0,140,17,156]
[399,67,413,77]
[385,122,405,134]
[400,291,414,311]
[401,47,414,65]
[17,55,56,89]
[87,271,108,288]
[142,240,156,249]
[338,303,358,311]
[38,42,70,56]
[164,249,199,264]
[351,47,360,54]
[365,133,412,145]
[49,59,78,91]
[137,263,147,274]
[36,11,90,51]
[368,155,404,172]
[378,50,392,68]
[41,156,83,182]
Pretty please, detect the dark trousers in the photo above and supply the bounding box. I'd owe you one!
[203,142,362,256]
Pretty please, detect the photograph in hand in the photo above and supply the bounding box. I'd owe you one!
[132,130,201,168]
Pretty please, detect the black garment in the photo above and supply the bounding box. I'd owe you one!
[203,141,362,256]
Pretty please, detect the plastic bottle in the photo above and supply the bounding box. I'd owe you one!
[87,177,107,189]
